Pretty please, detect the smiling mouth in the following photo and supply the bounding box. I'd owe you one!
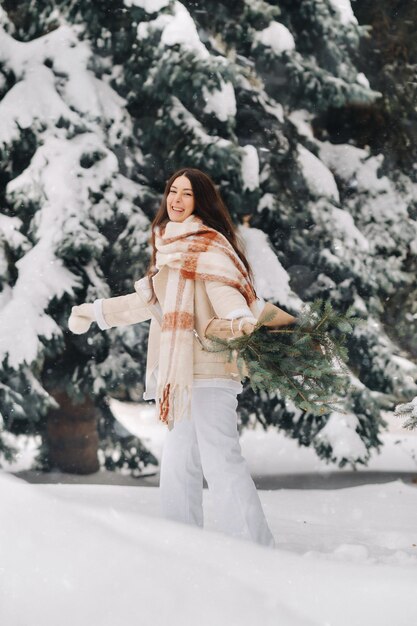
[172,207,184,212]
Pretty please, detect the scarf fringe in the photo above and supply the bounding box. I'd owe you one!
[157,382,193,431]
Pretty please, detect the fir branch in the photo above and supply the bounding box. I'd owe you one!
[394,397,417,430]
[205,299,359,415]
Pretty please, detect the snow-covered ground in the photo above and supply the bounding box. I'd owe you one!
[2,401,417,626]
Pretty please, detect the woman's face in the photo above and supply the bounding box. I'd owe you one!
[166,175,195,222]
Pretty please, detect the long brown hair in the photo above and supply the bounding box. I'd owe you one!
[145,167,256,304]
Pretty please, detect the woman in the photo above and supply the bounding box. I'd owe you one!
[69,168,276,548]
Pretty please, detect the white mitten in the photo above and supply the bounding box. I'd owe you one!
[68,303,95,334]
[235,316,258,337]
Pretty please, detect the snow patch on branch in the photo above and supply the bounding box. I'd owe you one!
[241,145,259,191]
[0,239,77,368]
[254,22,295,55]
[288,110,314,139]
[330,207,369,252]
[0,65,78,146]
[202,80,236,121]
[315,412,367,464]
[0,216,29,253]
[124,0,169,11]
[328,0,358,25]
[318,143,391,194]
[356,73,370,88]
[169,96,231,148]
[0,25,133,146]
[238,226,302,311]
[297,145,340,202]
[137,1,209,59]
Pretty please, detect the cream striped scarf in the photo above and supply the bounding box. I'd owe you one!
[154,214,257,430]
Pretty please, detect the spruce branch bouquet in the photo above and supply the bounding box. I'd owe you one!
[204,300,359,415]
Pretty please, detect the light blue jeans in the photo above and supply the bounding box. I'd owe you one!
[159,386,275,548]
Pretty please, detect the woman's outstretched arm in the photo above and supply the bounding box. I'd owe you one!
[68,277,154,334]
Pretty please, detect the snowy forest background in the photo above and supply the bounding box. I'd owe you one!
[0,0,416,476]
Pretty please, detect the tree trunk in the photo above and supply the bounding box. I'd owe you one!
[45,391,100,474]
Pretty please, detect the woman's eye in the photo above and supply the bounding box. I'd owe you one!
[168,189,192,197]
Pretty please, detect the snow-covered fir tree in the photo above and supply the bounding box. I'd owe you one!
[0,5,157,473]
[0,0,416,472]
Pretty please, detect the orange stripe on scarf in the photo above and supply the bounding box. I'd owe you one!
[162,311,194,331]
